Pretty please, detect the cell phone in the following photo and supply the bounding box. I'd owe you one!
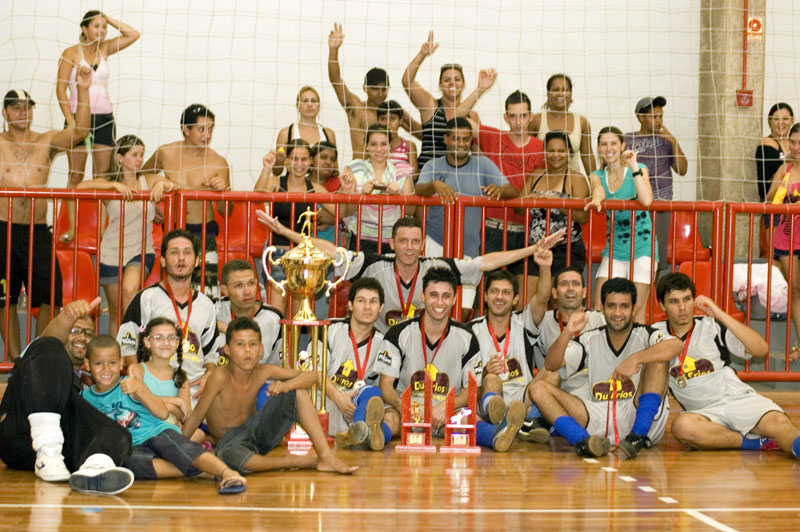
[372,183,387,191]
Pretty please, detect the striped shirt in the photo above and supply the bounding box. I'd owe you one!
[344,159,412,241]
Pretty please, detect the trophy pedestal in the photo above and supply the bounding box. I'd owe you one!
[396,373,437,453]
[440,373,480,454]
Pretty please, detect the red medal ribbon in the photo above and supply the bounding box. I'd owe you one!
[349,328,374,381]
[163,282,193,342]
[668,322,695,380]
[487,319,511,359]
[394,263,420,318]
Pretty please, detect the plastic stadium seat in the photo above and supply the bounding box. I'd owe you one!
[677,260,745,322]
[581,210,607,264]
[56,249,98,305]
[668,212,711,264]
[55,200,102,254]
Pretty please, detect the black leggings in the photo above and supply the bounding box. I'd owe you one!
[0,337,131,471]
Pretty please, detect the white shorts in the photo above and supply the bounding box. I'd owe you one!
[424,235,476,308]
[681,391,783,437]
[582,393,670,446]
[596,255,653,285]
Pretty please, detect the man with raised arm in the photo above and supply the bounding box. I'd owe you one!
[258,213,564,333]
[530,277,683,458]
[0,67,93,360]
[653,273,800,458]
[327,22,421,157]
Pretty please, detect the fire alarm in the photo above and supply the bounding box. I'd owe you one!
[736,90,754,107]
[747,16,764,42]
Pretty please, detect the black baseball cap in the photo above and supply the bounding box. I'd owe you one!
[4,89,35,108]
[635,96,666,114]
[364,68,389,87]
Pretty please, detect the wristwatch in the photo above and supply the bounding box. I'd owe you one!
[631,168,643,177]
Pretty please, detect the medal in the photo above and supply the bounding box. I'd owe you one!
[675,375,688,389]
[487,320,511,381]
[354,380,366,391]
[668,321,695,391]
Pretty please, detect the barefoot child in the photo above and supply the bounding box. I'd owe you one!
[82,335,247,493]
[181,317,358,475]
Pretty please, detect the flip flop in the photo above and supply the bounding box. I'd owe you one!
[217,476,247,495]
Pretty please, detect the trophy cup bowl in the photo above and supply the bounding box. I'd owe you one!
[261,208,350,322]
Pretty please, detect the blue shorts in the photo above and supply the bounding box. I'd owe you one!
[99,253,155,286]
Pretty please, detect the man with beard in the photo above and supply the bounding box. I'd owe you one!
[117,229,223,403]
[530,277,683,458]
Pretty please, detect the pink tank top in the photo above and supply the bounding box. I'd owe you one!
[68,48,113,115]
[389,138,410,165]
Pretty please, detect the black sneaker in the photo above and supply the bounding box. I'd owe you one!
[575,435,610,457]
[619,433,652,459]
[518,417,551,443]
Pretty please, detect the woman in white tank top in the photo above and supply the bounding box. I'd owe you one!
[531,74,597,181]
[56,10,139,186]
[272,86,337,176]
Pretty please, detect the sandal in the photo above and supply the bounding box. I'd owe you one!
[216,470,247,495]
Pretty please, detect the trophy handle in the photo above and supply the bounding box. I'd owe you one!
[324,246,351,297]
[261,245,287,297]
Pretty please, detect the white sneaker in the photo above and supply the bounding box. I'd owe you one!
[34,446,70,482]
[69,454,134,495]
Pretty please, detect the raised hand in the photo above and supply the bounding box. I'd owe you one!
[566,310,588,336]
[538,227,567,251]
[63,297,101,321]
[120,375,144,396]
[329,23,344,50]
[533,247,553,268]
[477,68,498,91]
[420,30,439,57]
[623,149,638,170]
[262,150,277,170]
[74,65,93,90]
[694,295,720,318]
[256,210,288,236]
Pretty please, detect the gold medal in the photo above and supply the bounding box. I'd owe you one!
[675,375,688,389]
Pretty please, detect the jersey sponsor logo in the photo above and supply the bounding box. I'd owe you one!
[331,359,357,390]
[121,331,137,347]
[670,356,714,382]
[503,358,523,382]
[591,378,636,401]
[410,365,450,399]
[471,359,483,376]
[651,330,669,343]
[377,350,392,365]
[385,307,422,328]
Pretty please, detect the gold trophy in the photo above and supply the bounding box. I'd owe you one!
[262,207,350,450]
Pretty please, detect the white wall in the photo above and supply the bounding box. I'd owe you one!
[1,0,706,199]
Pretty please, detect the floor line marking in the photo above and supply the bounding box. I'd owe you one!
[684,510,740,532]
[619,476,636,482]
[638,486,657,493]
[601,466,617,472]
[659,497,678,504]
[582,458,599,464]
[0,504,797,514]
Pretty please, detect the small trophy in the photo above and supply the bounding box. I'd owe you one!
[440,372,480,454]
[396,372,436,453]
[262,207,351,451]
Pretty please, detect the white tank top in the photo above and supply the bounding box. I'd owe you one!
[68,47,112,115]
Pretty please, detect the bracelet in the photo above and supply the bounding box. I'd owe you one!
[631,169,643,177]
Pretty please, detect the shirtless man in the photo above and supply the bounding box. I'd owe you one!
[141,104,229,288]
[0,66,93,359]
[327,23,421,157]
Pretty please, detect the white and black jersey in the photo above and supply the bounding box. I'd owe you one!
[464,305,537,404]
[310,318,384,435]
[534,309,606,380]
[118,284,222,382]
[215,298,283,366]
[375,316,479,406]
[565,324,674,404]
[652,317,758,412]
[335,251,482,333]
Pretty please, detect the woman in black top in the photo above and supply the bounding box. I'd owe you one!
[756,102,793,258]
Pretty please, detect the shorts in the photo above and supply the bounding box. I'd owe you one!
[99,253,156,286]
[679,388,783,437]
[773,247,800,258]
[484,224,527,276]
[215,390,298,474]
[582,393,669,445]
[65,113,116,148]
[595,255,653,285]
[123,429,205,479]
[0,222,62,307]
[185,221,219,254]
[527,241,586,278]
[424,235,476,308]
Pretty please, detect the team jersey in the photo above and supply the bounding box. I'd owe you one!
[375,316,479,406]
[652,317,753,412]
[564,324,674,403]
[118,284,222,382]
[534,309,606,380]
[215,298,283,366]
[310,318,384,434]
[464,304,538,404]
[335,252,483,333]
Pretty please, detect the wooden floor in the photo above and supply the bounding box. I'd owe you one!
[2,390,800,531]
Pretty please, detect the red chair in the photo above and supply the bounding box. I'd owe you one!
[55,199,102,254]
[645,282,667,324]
[677,260,745,322]
[56,249,98,305]
[581,210,607,265]
[668,212,711,265]
[215,203,269,263]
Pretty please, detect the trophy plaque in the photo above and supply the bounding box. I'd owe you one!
[395,372,436,453]
[440,372,480,454]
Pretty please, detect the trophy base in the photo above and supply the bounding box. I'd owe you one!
[396,423,436,453]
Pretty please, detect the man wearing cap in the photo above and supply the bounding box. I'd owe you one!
[327,23,421,157]
[624,97,688,274]
[0,66,93,360]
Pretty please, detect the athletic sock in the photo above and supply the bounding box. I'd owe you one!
[476,420,496,448]
[792,436,800,458]
[382,422,392,444]
[631,393,661,436]
[553,416,590,446]
[526,404,542,420]
[740,436,763,450]
[352,385,382,423]
[480,392,499,418]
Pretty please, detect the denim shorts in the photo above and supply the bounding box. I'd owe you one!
[99,253,155,286]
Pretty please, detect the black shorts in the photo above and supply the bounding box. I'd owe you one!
[483,225,528,275]
[0,222,62,307]
[64,113,116,148]
[186,221,219,253]
[526,240,587,278]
